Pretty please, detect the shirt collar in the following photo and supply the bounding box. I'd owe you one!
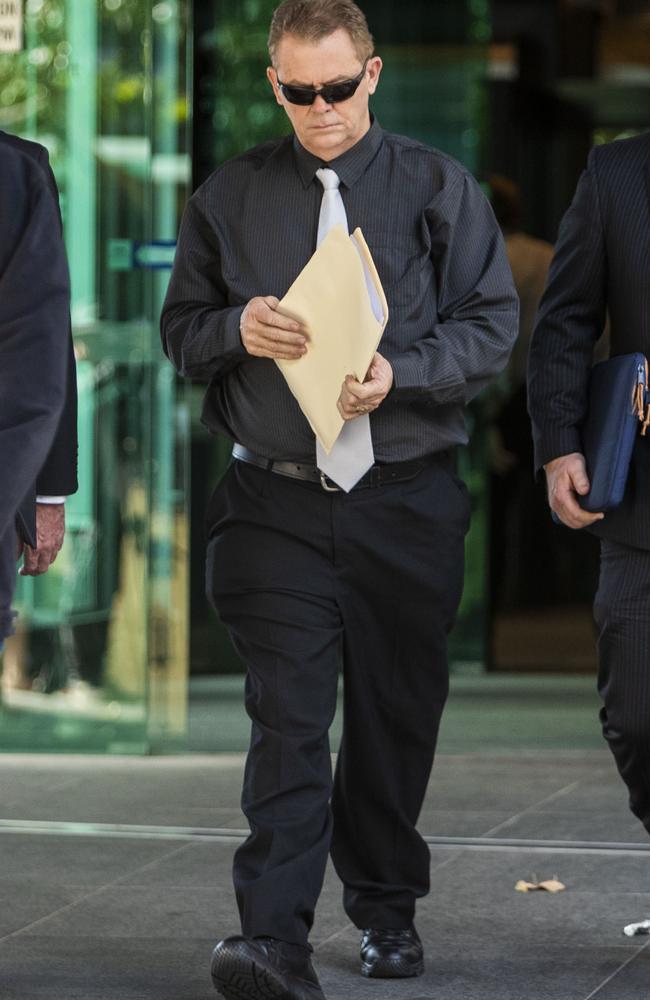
[292,115,383,190]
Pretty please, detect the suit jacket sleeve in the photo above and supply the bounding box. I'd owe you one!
[0,152,71,536]
[527,147,607,472]
[33,145,79,497]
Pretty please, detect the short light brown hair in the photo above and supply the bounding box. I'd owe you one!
[268,0,374,67]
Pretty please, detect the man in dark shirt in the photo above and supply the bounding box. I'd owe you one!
[162,2,518,998]
[0,147,70,646]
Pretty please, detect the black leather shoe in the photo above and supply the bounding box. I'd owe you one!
[211,935,327,1000]
[360,926,424,978]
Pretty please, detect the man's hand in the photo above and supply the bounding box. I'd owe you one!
[240,296,308,360]
[20,503,65,576]
[544,452,604,529]
[337,353,394,421]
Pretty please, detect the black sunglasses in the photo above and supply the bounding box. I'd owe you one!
[277,60,369,106]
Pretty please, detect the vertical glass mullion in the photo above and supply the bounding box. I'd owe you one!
[65,0,98,327]
[147,0,191,748]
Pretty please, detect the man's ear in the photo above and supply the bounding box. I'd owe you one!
[267,66,284,107]
[366,56,383,96]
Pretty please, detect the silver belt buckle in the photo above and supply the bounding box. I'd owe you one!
[319,471,340,493]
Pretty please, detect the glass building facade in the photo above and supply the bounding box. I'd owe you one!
[0,0,648,753]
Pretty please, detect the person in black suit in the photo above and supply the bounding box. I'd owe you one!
[0,146,71,644]
[528,133,650,842]
[0,130,78,575]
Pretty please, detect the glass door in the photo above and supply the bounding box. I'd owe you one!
[0,0,191,753]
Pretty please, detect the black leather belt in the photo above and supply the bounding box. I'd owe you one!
[232,443,438,492]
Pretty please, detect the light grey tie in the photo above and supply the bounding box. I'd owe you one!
[315,168,374,492]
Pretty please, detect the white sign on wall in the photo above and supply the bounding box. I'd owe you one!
[0,0,23,54]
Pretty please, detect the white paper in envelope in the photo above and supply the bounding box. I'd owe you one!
[276,225,389,454]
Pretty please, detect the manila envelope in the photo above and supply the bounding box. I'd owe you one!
[276,225,389,454]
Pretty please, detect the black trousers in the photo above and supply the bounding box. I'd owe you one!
[0,524,17,646]
[206,457,470,947]
[595,539,650,834]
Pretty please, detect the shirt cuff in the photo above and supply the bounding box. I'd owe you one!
[36,496,67,504]
[389,355,425,399]
[227,305,248,357]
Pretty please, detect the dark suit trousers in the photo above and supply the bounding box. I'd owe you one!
[595,540,650,834]
[206,457,469,946]
[0,525,17,645]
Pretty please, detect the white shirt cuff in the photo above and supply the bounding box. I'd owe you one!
[36,496,67,504]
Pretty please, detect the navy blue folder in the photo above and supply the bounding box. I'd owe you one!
[579,353,648,512]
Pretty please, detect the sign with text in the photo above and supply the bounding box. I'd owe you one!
[107,239,177,272]
[0,0,22,54]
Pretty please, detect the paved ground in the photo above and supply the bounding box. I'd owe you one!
[1,745,650,1000]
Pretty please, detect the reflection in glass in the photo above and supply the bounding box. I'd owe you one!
[0,0,190,753]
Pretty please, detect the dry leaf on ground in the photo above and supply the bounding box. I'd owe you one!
[515,877,566,894]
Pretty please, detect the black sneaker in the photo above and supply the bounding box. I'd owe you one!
[360,926,424,978]
[211,935,326,999]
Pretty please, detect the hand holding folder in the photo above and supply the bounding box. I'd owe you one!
[549,353,649,527]
[579,352,649,512]
[275,225,389,455]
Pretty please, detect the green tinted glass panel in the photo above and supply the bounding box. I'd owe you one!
[0,0,191,753]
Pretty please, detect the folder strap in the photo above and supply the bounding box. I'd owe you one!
[633,357,650,436]
[637,358,650,437]
[232,444,446,491]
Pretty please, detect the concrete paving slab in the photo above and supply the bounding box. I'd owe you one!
[590,942,650,999]
[1,747,649,999]
[0,833,179,887]
[17,885,225,940]
[0,762,246,826]
[0,936,217,1000]
[0,881,89,938]
[491,810,646,844]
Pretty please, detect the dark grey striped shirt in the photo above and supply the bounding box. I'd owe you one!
[161,118,518,462]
